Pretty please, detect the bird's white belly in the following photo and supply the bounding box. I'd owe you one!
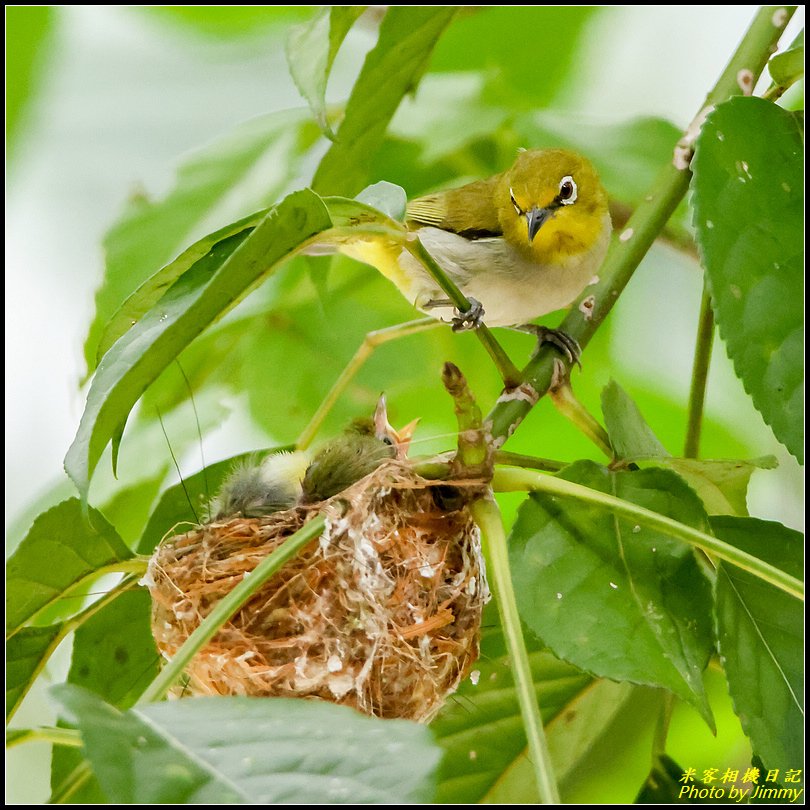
[395,225,610,327]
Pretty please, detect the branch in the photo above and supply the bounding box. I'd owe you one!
[405,236,522,387]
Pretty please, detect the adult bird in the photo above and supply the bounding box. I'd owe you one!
[343,148,611,358]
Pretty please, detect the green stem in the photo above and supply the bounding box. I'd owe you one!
[296,317,440,450]
[548,378,613,459]
[6,726,82,749]
[471,497,560,804]
[652,692,675,757]
[684,287,715,458]
[405,237,522,388]
[486,5,795,445]
[6,575,140,724]
[138,515,327,704]
[494,451,566,473]
[50,762,93,804]
[493,467,804,600]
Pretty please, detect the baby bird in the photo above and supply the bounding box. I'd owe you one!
[209,397,416,519]
[300,395,415,504]
[209,450,310,520]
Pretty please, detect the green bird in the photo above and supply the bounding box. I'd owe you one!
[300,395,416,504]
[209,450,310,520]
[209,397,416,518]
[341,148,611,356]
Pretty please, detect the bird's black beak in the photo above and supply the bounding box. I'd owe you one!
[526,206,553,242]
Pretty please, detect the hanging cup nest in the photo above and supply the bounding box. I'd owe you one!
[147,461,489,722]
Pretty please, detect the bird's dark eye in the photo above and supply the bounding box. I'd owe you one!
[509,187,523,216]
[558,175,577,205]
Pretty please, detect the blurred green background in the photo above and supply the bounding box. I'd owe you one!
[5,6,803,804]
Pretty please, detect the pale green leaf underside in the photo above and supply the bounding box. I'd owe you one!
[54,687,441,804]
[601,379,670,460]
[286,6,366,137]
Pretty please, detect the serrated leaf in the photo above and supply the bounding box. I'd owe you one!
[637,456,777,516]
[85,110,316,374]
[64,189,332,500]
[6,624,62,720]
[54,687,441,804]
[601,379,670,459]
[313,7,457,196]
[691,97,803,461]
[712,516,803,771]
[509,461,715,725]
[6,499,131,636]
[286,6,366,137]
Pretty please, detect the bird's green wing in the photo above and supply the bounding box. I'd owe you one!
[406,176,503,238]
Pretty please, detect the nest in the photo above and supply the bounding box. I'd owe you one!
[147,461,489,722]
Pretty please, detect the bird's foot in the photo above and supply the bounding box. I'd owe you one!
[423,297,486,332]
[516,324,582,367]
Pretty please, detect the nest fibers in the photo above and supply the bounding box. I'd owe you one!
[147,461,490,722]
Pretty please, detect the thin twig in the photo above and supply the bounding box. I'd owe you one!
[684,287,715,458]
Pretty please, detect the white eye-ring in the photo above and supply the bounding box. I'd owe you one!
[558,175,577,205]
[509,186,523,216]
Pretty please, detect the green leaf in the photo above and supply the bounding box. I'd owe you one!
[433,604,636,803]
[96,211,265,363]
[509,461,715,724]
[67,590,159,709]
[312,7,457,196]
[65,189,333,500]
[691,97,804,462]
[638,456,777,516]
[54,687,442,804]
[769,30,804,88]
[6,6,55,160]
[6,499,131,636]
[6,625,62,720]
[711,516,803,770]
[428,7,597,108]
[601,379,670,459]
[85,109,316,374]
[140,6,312,38]
[355,181,407,221]
[50,590,162,803]
[286,6,367,138]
